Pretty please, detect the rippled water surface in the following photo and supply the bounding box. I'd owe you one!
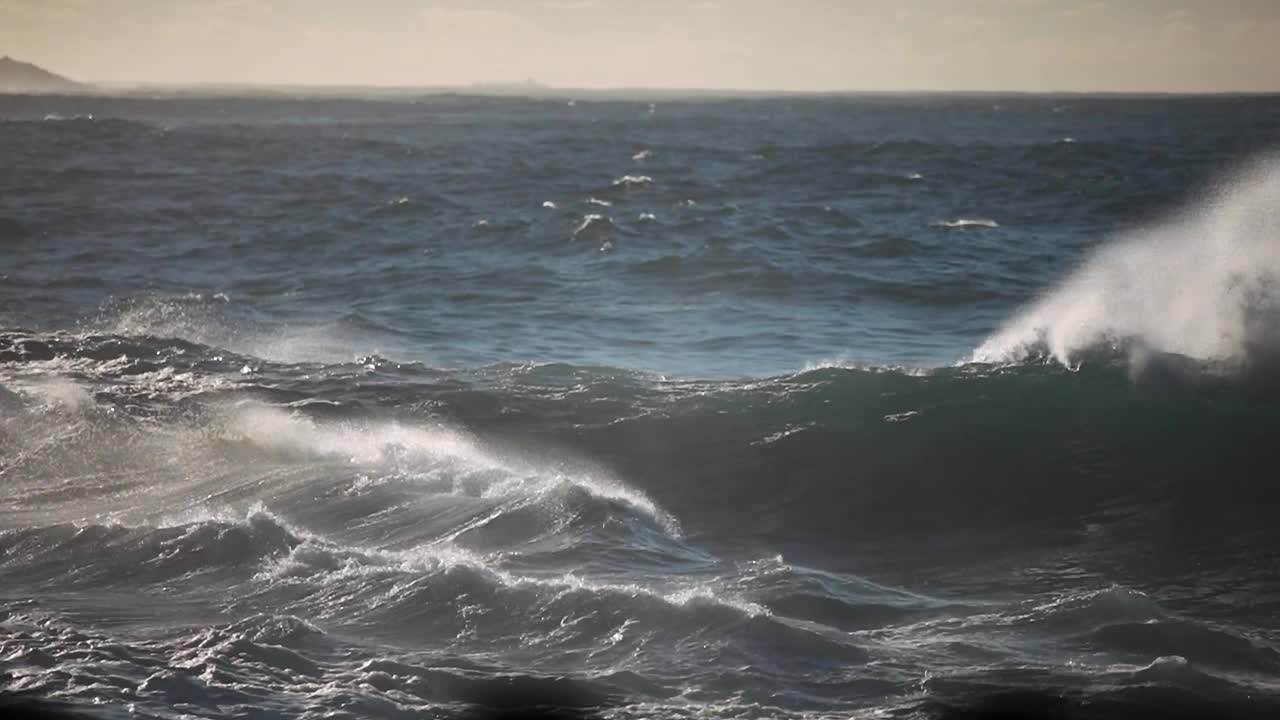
[3,92,1280,719]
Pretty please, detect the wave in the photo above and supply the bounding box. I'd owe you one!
[2,114,158,137]
[580,364,1280,544]
[0,510,303,589]
[0,375,676,528]
[571,213,613,242]
[919,687,1280,720]
[973,154,1280,371]
[584,175,654,203]
[931,217,1000,229]
[0,605,621,719]
[83,292,395,365]
[6,317,1280,550]
[42,113,96,122]
[6,330,1280,717]
[7,568,1279,720]
[610,175,653,188]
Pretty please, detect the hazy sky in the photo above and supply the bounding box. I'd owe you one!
[3,0,1278,92]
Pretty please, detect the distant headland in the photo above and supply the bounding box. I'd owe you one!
[0,56,88,94]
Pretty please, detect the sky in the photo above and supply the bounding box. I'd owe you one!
[2,0,1279,93]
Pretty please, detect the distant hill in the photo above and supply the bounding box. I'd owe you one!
[0,56,88,94]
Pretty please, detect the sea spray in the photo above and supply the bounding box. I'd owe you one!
[973,155,1280,370]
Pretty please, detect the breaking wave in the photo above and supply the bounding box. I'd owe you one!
[973,155,1280,373]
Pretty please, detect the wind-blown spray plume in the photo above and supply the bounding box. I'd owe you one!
[973,155,1280,373]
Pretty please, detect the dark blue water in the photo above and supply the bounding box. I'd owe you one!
[3,92,1280,719]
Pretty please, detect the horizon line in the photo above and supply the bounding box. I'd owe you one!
[23,79,1280,100]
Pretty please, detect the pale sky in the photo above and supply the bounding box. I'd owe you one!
[2,0,1278,92]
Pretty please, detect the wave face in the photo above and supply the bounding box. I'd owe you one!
[4,92,1280,719]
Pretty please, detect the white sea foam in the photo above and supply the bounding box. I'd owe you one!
[572,213,612,240]
[931,217,999,229]
[21,376,94,411]
[612,174,653,188]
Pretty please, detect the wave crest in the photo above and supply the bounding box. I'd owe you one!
[973,155,1280,372]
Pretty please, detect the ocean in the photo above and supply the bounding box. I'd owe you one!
[2,92,1280,719]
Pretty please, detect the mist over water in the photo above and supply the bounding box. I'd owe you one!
[3,92,1280,719]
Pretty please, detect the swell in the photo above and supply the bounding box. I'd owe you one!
[563,366,1280,550]
[5,331,1280,717]
[0,511,302,589]
[0,605,623,718]
[6,564,1279,719]
[6,322,1279,548]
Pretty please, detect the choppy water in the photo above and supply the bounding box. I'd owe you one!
[3,92,1280,719]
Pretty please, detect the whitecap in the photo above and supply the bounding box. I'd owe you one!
[931,218,999,229]
[611,174,653,188]
[43,113,93,122]
[572,214,612,240]
[752,424,814,445]
[972,153,1280,368]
